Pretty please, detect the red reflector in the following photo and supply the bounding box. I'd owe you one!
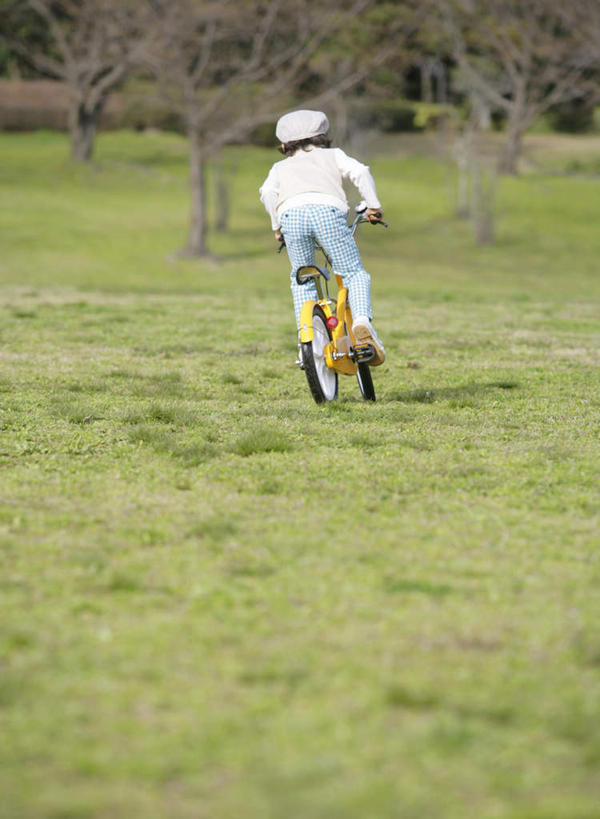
[326,316,338,328]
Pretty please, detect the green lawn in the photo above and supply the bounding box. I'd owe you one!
[1,130,600,819]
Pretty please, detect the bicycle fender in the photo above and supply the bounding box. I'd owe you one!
[299,300,316,343]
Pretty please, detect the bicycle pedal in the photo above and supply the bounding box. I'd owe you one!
[353,344,375,363]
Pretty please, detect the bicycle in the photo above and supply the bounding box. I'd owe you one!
[279,202,388,404]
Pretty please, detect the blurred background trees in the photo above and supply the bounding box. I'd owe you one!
[1,0,598,250]
[2,0,151,160]
[142,0,385,256]
[436,0,600,175]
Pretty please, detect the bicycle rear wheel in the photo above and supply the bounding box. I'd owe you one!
[357,362,376,401]
[301,305,338,403]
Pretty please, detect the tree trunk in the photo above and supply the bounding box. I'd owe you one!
[454,131,471,219]
[68,102,100,162]
[186,128,209,256]
[420,61,433,103]
[214,154,230,234]
[497,107,527,176]
[434,62,447,105]
[471,155,495,245]
[453,100,496,243]
[332,95,349,144]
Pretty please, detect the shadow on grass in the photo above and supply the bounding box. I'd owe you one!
[128,425,217,466]
[231,426,293,457]
[383,577,453,597]
[386,380,519,404]
[385,685,514,725]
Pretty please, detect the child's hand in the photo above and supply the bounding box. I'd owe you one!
[275,229,283,241]
[366,208,384,222]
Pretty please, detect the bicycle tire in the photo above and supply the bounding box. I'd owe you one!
[357,361,376,401]
[301,305,338,403]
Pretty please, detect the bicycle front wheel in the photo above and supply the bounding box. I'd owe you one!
[301,305,338,403]
[357,362,376,401]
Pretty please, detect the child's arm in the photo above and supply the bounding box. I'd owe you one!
[334,148,383,216]
[259,166,281,235]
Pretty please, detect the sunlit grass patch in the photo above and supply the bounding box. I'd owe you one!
[127,371,188,398]
[64,379,109,394]
[147,402,197,426]
[170,440,217,466]
[256,476,284,495]
[121,401,199,427]
[221,373,242,385]
[261,367,283,379]
[50,398,105,424]
[121,407,148,425]
[128,423,172,449]
[231,426,294,456]
[397,436,433,451]
[187,515,238,542]
[127,423,216,465]
[349,433,381,450]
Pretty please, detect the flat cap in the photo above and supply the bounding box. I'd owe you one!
[275,109,329,143]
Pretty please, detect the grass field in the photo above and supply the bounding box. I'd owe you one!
[1,129,600,819]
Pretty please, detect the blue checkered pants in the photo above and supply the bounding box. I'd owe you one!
[280,206,372,327]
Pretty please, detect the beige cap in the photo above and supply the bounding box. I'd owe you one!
[275,109,329,143]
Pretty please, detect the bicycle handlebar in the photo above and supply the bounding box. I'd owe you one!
[351,214,388,234]
[366,214,388,228]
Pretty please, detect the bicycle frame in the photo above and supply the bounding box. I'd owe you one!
[297,272,362,374]
[296,209,379,375]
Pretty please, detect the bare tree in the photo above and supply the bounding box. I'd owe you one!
[450,87,496,244]
[213,150,239,234]
[438,0,599,174]
[143,0,401,258]
[13,0,146,161]
[419,57,448,104]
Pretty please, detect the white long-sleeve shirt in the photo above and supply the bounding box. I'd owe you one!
[259,146,381,231]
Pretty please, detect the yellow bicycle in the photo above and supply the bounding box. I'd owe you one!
[288,203,387,404]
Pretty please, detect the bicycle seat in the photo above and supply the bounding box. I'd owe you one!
[295,265,330,285]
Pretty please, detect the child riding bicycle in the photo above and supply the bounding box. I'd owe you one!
[259,109,386,365]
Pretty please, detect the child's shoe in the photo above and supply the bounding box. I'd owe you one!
[352,316,386,366]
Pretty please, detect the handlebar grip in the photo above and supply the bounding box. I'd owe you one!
[369,213,388,227]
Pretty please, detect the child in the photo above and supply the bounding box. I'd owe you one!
[259,109,386,365]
